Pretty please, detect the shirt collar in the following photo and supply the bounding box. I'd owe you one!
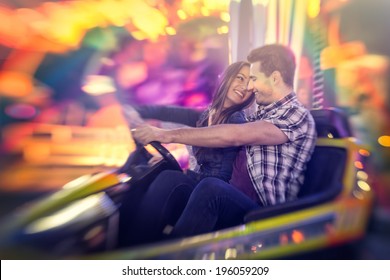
[258,91,296,112]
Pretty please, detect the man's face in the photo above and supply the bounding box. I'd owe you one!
[248,62,274,106]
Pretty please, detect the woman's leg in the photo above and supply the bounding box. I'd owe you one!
[171,177,259,237]
[125,169,197,245]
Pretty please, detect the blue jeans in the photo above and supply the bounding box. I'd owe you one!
[122,170,197,245]
[171,177,259,238]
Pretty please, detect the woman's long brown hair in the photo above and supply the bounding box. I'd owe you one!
[197,61,254,127]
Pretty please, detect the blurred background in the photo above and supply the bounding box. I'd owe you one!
[0,0,389,259]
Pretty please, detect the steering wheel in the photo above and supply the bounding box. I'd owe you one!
[148,141,181,171]
[119,141,181,175]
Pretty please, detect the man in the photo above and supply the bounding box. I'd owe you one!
[133,44,317,237]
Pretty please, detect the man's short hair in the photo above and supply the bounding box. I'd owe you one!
[247,44,296,87]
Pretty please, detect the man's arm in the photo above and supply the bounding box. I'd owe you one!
[133,121,288,147]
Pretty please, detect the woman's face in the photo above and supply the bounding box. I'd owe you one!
[223,65,253,108]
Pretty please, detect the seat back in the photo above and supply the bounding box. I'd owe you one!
[298,145,346,199]
[311,108,353,138]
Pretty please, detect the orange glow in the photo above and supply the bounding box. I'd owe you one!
[378,136,390,147]
[321,41,366,70]
[2,49,45,75]
[354,161,364,170]
[358,149,370,157]
[24,144,51,162]
[291,230,305,243]
[52,127,72,143]
[16,8,45,24]
[328,15,341,46]
[0,71,33,98]
[0,6,30,48]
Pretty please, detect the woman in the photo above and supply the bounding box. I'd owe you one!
[118,61,254,246]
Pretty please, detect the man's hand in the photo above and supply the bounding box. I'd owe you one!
[131,124,169,145]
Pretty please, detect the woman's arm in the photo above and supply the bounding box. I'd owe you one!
[131,105,202,127]
[133,121,289,147]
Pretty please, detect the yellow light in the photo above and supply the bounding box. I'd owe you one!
[327,133,334,138]
[357,180,371,192]
[217,26,229,34]
[220,12,230,22]
[132,7,168,41]
[63,174,92,189]
[224,248,237,259]
[177,9,187,20]
[378,135,390,147]
[307,0,321,19]
[130,31,148,41]
[201,7,210,16]
[165,26,176,35]
[357,171,368,181]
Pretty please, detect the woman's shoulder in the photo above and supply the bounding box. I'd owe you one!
[227,110,246,124]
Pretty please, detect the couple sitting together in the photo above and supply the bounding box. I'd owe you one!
[119,44,317,247]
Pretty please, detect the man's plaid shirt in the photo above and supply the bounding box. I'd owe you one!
[246,92,317,206]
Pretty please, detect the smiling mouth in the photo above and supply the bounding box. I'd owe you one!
[234,90,244,98]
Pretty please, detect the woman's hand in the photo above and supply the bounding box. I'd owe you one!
[122,105,145,127]
[131,124,168,145]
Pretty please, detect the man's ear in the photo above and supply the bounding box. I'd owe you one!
[271,71,281,84]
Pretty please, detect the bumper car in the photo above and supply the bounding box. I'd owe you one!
[0,108,374,259]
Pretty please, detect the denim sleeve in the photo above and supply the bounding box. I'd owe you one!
[227,111,247,124]
[134,105,202,127]
[214,110,246,181]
